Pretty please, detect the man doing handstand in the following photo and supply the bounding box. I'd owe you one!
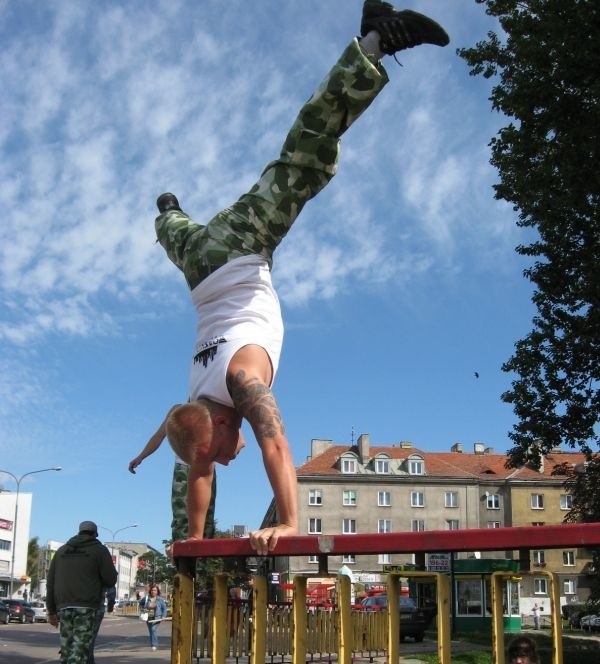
[155,1,449,556]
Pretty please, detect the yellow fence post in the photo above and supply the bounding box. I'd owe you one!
[251,575,267,664]
[491,571,506,664]
[387,574,400,664]
[337,573,352,664]
[171,564,195,664]
[293,575,307,664]
[544,570,563,664]
[212,574,229,664]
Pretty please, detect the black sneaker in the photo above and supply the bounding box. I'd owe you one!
[361,1,450,55]
[156,192,181,213]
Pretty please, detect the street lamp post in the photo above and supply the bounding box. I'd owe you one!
[0,467,62,599]
[98,524,138,600]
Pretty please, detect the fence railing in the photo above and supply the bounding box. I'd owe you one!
[170,522,600,664]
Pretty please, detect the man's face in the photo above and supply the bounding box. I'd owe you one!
[212,421,245,466]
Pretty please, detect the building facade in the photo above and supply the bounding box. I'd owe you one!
[279,434,594,613]
[0,491,32,599]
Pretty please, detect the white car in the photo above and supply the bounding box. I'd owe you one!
[580,614,597,632]
[29,601,48,623]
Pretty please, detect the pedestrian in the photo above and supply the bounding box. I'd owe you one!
[508,636,540,664]
[155,0,449,556]
[46,521,118,664]
[140,584,168,651]
[87,586,116,664]
[532,602,541,629]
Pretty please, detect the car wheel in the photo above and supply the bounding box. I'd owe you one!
[28,615,34,624]
[19,614,26,624]
[3,614,9,625]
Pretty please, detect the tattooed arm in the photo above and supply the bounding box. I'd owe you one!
[227,344,298,555]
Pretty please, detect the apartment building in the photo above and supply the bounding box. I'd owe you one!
[281,434,594,608]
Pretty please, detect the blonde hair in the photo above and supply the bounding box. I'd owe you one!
[166,400,215,464]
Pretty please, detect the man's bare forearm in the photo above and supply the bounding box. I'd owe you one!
[227,369,298,530]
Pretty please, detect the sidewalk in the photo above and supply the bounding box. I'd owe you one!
[94,637,430,664]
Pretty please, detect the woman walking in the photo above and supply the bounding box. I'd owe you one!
[141,585,168,651]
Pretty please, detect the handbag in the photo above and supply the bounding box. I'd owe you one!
[139,610,149,622]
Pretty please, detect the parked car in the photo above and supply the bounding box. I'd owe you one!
[0,601,10,625]
[356,594,433,642]
[580,614,598,632]
[4,599,35,624]
[29,601,48,623]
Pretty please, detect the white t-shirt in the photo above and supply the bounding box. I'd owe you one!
[188,255,284,406]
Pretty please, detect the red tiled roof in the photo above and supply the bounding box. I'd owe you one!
[296,443,588,481]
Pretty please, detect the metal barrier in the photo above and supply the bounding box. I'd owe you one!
[170,523,600,664]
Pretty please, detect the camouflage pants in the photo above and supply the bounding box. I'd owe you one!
[156,39,389,291]
[171,461,189,541]
[58,607,97,664]
[171,461,217,541]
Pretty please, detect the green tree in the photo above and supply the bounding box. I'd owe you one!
[458,0,600,468]
[26,537,40,596]
[136,550,175,589]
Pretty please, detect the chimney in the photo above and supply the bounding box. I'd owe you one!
[474,442,485,455]
[311,438,332,458]
[357,433,370,463]
[451,443,463,453]
[484,447,494,455]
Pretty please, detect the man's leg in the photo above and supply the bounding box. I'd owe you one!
[155,39,387,291]
[171,461,217,540]
[59,608,97,664]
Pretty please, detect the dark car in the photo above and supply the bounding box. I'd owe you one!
[4,599,35,624]
[0,601,10,625]
[358,594,432,642]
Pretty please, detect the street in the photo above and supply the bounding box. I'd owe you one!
[0,613,171,663]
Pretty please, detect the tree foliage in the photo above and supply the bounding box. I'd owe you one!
[136,550,175,589]
[26,537,40,594]
[458,0,600,467]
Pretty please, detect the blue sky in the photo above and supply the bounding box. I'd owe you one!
[0,0,535,552]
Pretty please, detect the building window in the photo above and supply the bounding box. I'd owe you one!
[342,519,356,534]
[342,554,356,564]
[342,458,357,474]
[456,579,483,616]
[309,489,322,505]
[486,494,500,509]
[411,491,424,507]
[411,519,425,532]
[446,520,459,530]
[375,458,390,474]
[563,550,575,566]
[378,553,391,564]
[531,494,544,510]
[487,521,501,528]
[308,555,318,564]
[534,577,548,594]
[560,494,573,510]
[532,521,545,527]
[408,459,424,475]
[445,491,459,508]
[0,539,11,551]
[343,490,357,506]
[378,491,391,507]
[308,518,322,534]
[378,519,392,534]
[532,550,546,566]
[564,579,576,595]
